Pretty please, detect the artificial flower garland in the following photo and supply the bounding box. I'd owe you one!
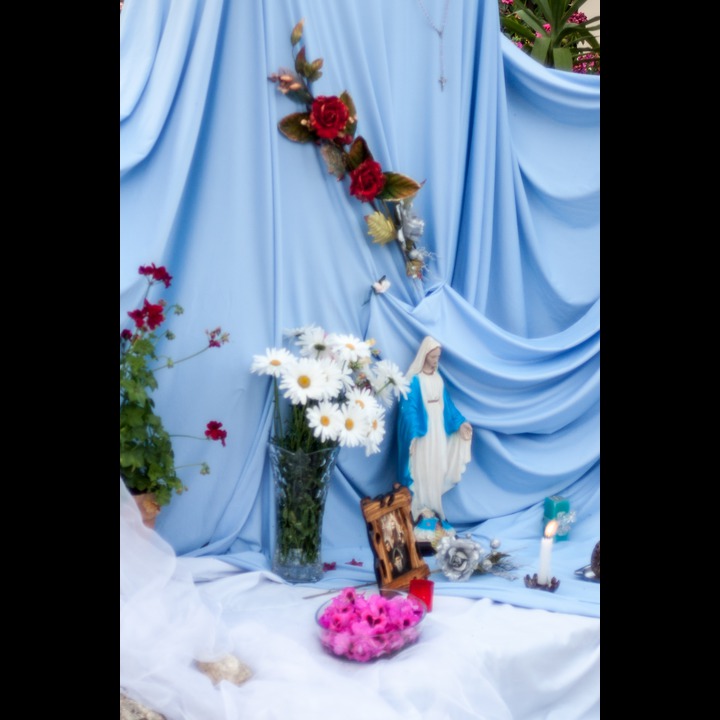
[268,19,430,280]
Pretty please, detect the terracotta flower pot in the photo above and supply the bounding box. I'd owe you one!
[133,492,161,529]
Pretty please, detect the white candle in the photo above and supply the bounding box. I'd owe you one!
[537,520,559,585]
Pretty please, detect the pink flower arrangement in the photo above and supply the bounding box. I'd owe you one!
[316,588,425,662]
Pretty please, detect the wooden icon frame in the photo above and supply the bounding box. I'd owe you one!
[360,483,430,591]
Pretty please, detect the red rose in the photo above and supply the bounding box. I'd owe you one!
[349,159,385,202]
[309,96,350,140]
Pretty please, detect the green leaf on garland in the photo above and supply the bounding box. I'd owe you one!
[305,58,324,83]
[377,172,422,201]
[278,112,314,143]
[290,19,304,46]
[339,91,357,140]
[295,46,307,76]
[366,211,397,245]
[320,143,346,179]
[345,136,372,171]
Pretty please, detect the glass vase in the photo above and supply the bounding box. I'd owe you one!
[268,442,340,583]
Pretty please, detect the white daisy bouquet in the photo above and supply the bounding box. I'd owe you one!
[251,325,410,456]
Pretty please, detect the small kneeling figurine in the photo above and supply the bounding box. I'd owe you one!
[397,336,472,546]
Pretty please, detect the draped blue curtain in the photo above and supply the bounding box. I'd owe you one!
[120,0,600,617]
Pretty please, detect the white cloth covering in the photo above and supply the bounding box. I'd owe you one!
[120,479,248,719]
[121,478,599,720]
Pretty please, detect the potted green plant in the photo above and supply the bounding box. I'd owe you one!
[499,0,600,73]
[120,263,229,525]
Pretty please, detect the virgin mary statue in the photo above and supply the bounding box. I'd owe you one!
[397,336,473,543]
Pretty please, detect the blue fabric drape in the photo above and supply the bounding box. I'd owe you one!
[120,0,599,617]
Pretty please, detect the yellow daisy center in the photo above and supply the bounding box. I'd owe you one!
[344,418,355,430]
[320,416,330,427]
[270,359,281,367]
[298,375,311,388]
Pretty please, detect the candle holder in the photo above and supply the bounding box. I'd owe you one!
[409,578,434,611]
[523,573,560,592]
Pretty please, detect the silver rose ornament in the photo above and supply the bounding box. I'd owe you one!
[436,535,482,581]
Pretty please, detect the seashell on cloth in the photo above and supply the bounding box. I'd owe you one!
[195,654,252,686]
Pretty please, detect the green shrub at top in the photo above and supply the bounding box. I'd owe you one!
[499,0,600,73]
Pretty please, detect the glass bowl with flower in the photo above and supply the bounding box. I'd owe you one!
[315,587,426,662]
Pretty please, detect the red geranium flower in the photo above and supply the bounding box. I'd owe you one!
[143,301,166,330]
[309,95,350,140]
[349,159,385,203]
[128,299,166,331]
[121,329,133,341]
[139,263,173,288]
[205,421,228,446]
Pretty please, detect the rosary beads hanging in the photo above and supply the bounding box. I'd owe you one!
[415,0,451,91]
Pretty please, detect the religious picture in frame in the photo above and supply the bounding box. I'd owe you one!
[360,483,430,591]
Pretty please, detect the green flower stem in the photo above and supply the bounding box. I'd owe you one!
[152,344,213,372]
[273,377,283,443]
[271,445,339,567]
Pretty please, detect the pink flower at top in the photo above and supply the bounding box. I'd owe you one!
[339,587,358,602]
